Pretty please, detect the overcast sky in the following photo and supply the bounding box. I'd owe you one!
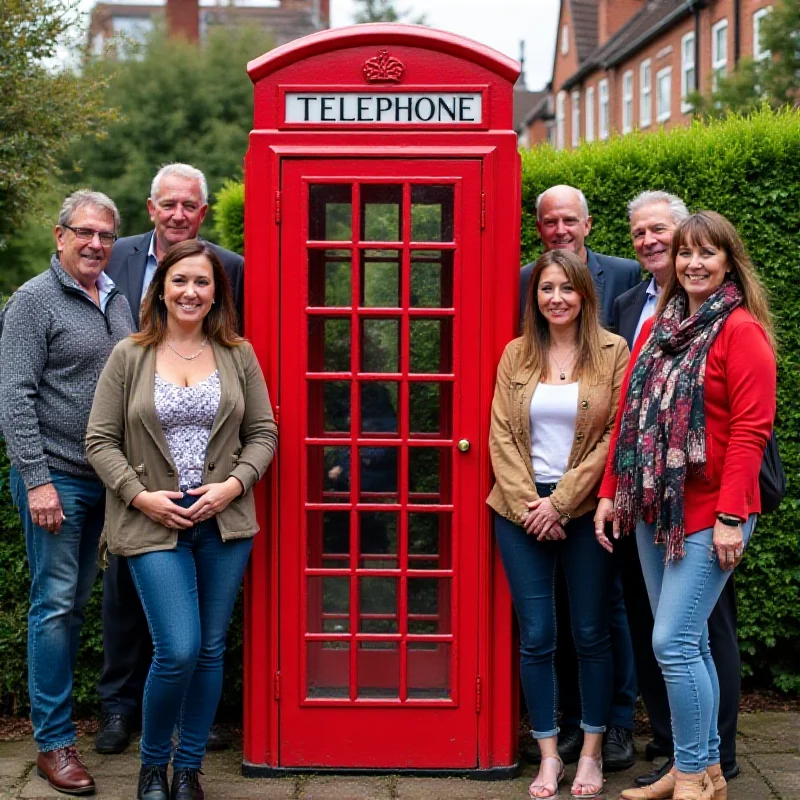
[75,0,560,90]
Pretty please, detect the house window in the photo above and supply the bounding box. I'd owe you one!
[622,70,634,133]
[712,19,729,89]
[681,32,696,112]
[562,24,569,55]
[656,66,672,122]
[753,8,771,60]
[640,59,652,127]
[585,86,595,142]
[571,91,581,147]
[556,91,566,150]
[598,79,609,140]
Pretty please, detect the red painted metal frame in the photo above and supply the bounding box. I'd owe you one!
[243,24,522,776]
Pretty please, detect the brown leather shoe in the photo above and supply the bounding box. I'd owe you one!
[37,746,96,795]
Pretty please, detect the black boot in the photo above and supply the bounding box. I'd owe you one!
[137,765,169,800]
[556,726,584,764]
[170,768,204,800]
[603,725,634,771]
[95,713,135,754]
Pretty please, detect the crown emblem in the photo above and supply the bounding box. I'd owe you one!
[363,50,405,83]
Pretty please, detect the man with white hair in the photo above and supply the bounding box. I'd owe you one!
[97,163,244,754]
[0,191,134,794]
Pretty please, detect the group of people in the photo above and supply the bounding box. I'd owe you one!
[489,186,776,799]
[0,163,277,800]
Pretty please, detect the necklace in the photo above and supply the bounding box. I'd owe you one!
[166,338,208,361]
[550,348,576,381]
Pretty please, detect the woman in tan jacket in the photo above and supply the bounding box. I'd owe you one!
[487,249,628,799]
[86,240,277,800]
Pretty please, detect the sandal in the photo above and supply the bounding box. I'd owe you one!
[529,755,566,799]
[571,754,604,798]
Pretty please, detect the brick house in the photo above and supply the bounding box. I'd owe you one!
[525,0,773,149]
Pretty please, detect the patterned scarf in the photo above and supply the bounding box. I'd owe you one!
[613,281,743,561]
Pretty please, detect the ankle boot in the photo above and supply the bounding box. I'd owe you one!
[706,764,728,800]
[620,766,676,799]
[673,769,714,800]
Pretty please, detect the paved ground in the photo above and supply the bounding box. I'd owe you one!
[0,712,796,799]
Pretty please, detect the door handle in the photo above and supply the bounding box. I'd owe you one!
[457,439,470,453]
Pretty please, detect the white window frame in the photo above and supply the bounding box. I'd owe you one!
[598,79,609,140]
[681,31,696,113]
[585,86,595,142]
[571,90,581,147]
[621,70,634,133]
[556,91,566,150]
[640,59,652,127]
[753,7,771,61]
[561,24,570,55]
[656,66,672,123]
[712,19,729,89]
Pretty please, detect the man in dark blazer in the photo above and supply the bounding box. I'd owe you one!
[613,192,742,792]
[520,185,640,771]
[97,164,244,755]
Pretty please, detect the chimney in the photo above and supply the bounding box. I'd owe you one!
[598,0,644,47]
[166,0,199,43]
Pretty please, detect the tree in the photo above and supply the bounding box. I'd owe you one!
[0,1,115,261]
[353,0,427,25]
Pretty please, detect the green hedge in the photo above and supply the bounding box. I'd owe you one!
[1,108,798,716]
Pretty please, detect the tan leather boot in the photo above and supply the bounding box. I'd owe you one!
[673,769,714,800]
[619,766,676,799]
[706,764,728,800]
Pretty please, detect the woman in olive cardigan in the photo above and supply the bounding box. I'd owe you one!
[86,240,277,800]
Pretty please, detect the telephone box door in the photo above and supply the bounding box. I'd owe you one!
[277,158,484,768]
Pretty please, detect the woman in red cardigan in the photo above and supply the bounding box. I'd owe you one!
[593,212,776,800]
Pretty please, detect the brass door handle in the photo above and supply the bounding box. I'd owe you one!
[457,439,470,453]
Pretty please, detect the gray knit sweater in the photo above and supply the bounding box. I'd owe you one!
[0,256,134,489]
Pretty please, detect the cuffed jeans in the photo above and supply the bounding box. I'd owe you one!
[494,495,614,739]
[128,495,253,769]
[10,467,104,752]
[636,516,756,774]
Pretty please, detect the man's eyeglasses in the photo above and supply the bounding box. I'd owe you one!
[62,225,117,247]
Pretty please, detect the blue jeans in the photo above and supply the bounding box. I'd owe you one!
[128,495,253,768]
[10,468,104,752]
[636,516,755,773]
[495,498,614,738]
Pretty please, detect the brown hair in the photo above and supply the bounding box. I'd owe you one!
[659,211,775,350]
[132,239,242,348]
[522,249,604,382]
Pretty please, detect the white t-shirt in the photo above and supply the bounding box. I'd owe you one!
[529,382,580,484]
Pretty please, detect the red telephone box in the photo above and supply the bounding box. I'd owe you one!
[243,24,521,777]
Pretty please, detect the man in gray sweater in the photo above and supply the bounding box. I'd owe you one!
[0,191,134,796]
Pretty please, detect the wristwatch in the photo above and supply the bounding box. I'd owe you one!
[717,513,743,527]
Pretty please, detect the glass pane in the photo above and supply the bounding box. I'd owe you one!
[361,250,401,307]
[309,250,351,307]
[408,578,451,634]
[361,319,400,373]
[307,641,349,699]
[409,381,452,437]
[359,511,398,568]
[410,250,454,308]
[411,185,454,242]
[308,318,350,372]
[307,445,350,503]
[408,512,451,570]
[308,380,350,437]
[409,318,452,374]
[360,184,402,241]
[307,510,350,568]
[359,446,398,504]
[407,642,451,699]
[358,642,399,699]
[307,576,350,633]
[408,447,451,505]
[360,382,398,435]
[359,577,398,633]
[309,184,351,241]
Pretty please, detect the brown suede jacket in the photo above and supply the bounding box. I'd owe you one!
[487,331,629,525]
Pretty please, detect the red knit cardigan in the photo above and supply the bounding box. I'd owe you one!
[598,308,776,534]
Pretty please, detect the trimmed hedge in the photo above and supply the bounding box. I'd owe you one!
[1,108,798,716]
